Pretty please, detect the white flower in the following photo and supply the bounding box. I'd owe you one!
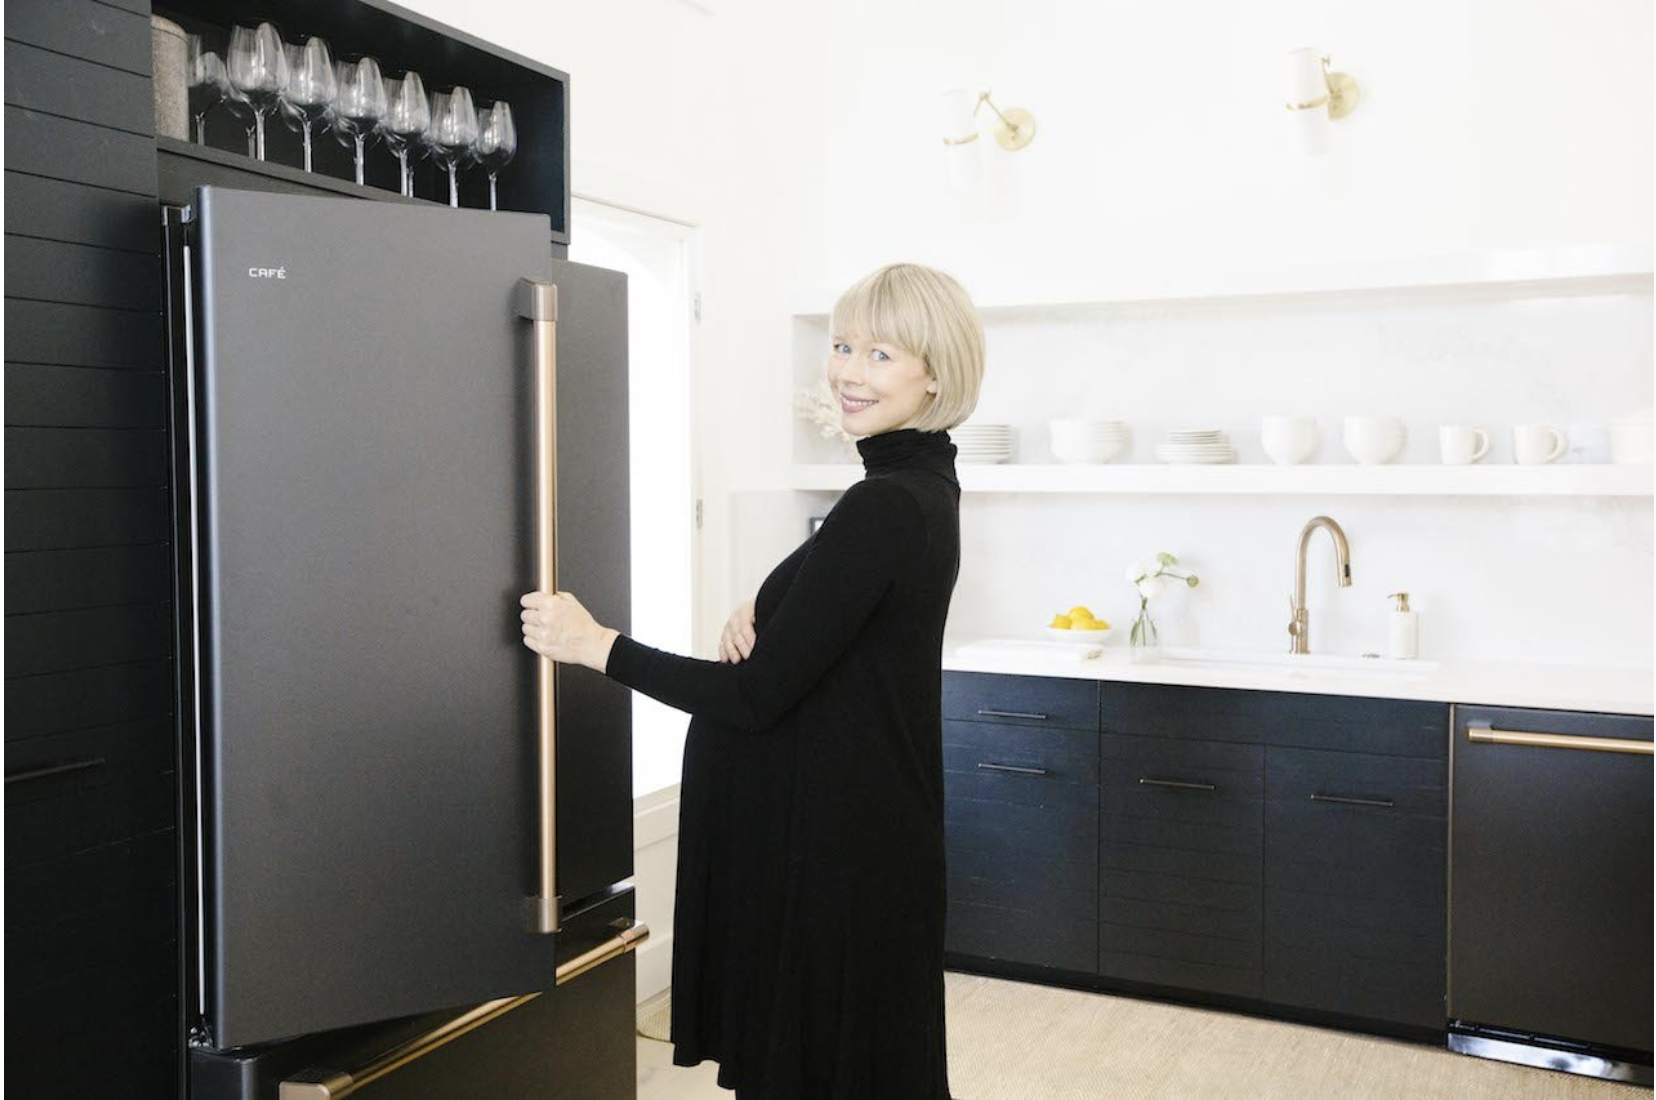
[1124,560,1147,583]
[1137,575,1166,600]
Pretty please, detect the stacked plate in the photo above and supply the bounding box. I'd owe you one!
[1050,419,1129,464]
[953,423,1012,464]
[1154,427,1235,464]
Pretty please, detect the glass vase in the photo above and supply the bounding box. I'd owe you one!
[1128,603,1160,662]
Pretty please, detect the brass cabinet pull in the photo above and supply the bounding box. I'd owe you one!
[977,761,1049,776]
[1139,777,1216,792]
[1310,792,1394,809]
[976,708,1049,720]
[1467,722,1653,757]
[281,918,649,1099]
[517,277,561,935]
[5,757,105,785]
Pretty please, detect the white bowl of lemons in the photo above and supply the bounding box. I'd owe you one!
[1046,605,1112,643]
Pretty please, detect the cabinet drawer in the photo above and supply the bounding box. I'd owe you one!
[1100,734,1263,834]
[944,671,1100,731]
[946,898,1097,974]
[944,720,1098,809]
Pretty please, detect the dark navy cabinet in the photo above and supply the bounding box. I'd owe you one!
[1097,733,1264,999]
[942,674,1099,974]
[1263,745,1447,1029]
[943,671,1451,1038]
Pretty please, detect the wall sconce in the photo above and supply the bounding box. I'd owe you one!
[941,88,1037,186]
[1284,48,1359,155]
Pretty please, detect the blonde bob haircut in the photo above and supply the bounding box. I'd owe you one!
[830,262,985,434]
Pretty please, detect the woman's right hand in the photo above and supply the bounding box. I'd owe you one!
[718,597,757,663]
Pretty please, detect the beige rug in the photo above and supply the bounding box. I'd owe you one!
[638,971,1648,1099]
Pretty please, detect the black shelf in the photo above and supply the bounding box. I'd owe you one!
[153,0,569,242]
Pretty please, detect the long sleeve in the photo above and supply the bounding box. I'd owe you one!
[603,476,925,732]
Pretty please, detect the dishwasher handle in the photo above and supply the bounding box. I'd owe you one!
[1467,722,1653,757]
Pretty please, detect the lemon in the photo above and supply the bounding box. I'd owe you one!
[1067,605,1095,621]
[1050,614,1073,629]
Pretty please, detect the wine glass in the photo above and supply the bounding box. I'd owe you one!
[186,35,229,145]
[429,86,479,208]
[332,56,388,185]
[476,101,516,211]
[281,36,336,172]
[224,87,257,156]
[381,72,431,197]
[225,23,287,160]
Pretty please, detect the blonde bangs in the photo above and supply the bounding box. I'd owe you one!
[829,263,985,433]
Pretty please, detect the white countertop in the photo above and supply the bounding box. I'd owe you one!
[941,638,1654,716]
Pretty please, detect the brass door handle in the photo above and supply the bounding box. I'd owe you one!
[517,277,561,935]
[281,918,650,1099]
[1467,722,1653,757]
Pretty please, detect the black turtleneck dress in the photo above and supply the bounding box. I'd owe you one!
[603,427,961,1100]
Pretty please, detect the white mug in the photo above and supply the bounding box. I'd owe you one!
[1439,425,1490,465]
[1512,424,1568,465]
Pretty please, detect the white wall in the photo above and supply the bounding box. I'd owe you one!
[781,0,1653,669]
[815,0,1653,283]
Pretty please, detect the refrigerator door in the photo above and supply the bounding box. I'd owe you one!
[180,186,626,1050]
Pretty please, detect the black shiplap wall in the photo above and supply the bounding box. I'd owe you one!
[5,0,179,1095]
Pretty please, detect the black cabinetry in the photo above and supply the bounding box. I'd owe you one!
[942,671,1451,1039]
[1263,746,1446,1029]
[1097,733,1263,999]
[942,675,1099,974]
[5,1,176,1094]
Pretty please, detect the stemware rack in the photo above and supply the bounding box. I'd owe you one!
[153,0,569,243]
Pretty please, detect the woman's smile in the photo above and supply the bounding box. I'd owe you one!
[839,390,879,414]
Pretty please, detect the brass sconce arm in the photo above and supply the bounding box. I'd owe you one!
[942,90,1037,151]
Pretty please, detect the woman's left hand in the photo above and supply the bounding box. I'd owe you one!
[520,590,618,671]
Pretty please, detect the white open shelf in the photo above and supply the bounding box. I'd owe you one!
[784,462,1654,496]
[788,245,1653,318]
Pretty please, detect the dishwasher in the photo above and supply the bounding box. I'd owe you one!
[1448,703,1653,1084]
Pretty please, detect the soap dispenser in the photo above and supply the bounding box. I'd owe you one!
[1387,591,1418,659]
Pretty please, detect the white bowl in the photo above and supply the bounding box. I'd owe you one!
[1047,626,1112,643]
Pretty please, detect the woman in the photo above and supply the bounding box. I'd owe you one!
[520,262,984,1099]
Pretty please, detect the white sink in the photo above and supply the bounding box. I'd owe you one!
[1154,646,1439,677]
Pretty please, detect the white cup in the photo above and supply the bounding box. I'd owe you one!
[1512,424,1568,465]
[1343,415,1405,465]
[1439,425,1490,465]
[1260,415,1318,465]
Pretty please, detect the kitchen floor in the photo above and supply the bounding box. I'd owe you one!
[636,971,1651,1099]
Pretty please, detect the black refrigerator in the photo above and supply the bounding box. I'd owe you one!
[164,186,643,1098]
